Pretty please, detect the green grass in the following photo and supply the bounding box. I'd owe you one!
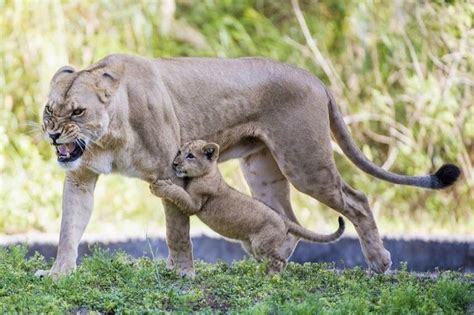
[0,246,472,314]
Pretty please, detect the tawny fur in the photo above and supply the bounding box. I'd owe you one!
[150,140,345,274]
[38,54,459,279]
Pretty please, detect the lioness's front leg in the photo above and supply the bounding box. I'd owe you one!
[163,200,195,278]
[150,179,202,215]
[35,170,98,280]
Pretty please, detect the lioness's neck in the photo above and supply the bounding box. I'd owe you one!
[82,94,179,181]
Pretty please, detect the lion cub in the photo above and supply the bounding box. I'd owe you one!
[150,140,345,274]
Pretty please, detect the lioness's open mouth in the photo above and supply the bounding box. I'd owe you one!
[54,139,86,163]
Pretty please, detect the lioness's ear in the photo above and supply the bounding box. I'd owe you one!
[95,64,124,103]
[50,66,75,86]
[202,143,220,161]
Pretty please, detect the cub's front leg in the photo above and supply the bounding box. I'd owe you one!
[150,179,202,215]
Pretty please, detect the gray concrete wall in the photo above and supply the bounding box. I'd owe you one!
[7,235,474,272]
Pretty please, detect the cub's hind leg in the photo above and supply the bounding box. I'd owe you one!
[241,240,254,257]
[261,249,287,275]
[251,234,288,274]
[267,251,288,274]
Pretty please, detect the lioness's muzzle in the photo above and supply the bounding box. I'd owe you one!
[54,139,86,163]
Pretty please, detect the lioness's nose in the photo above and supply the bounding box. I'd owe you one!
[49,132,61,142]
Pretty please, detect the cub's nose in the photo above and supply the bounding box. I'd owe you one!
[172,161,178,170]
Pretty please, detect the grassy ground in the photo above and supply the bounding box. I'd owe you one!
[0,246,472,314]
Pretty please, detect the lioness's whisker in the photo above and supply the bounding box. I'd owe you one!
[21,128,43,136]
[80,132,105,149]
[24,121,43,128]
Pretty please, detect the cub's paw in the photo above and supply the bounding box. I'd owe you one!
[150,179,173,197]
[154,179,173,187]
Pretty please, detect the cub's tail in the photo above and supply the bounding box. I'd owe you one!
[325,88,461,189]
[286,217,345,243]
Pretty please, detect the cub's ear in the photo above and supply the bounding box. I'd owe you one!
[202,142,220,161]
[95,64,124,103]
[50,66,75,86]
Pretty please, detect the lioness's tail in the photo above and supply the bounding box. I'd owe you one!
[286,217,345,243]
[325,89,461,189]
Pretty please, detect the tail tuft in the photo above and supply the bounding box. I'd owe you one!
[431,164,461,189]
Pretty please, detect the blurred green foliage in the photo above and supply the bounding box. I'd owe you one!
[0,0,472,235]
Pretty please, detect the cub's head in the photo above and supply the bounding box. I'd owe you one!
[42,60,123,170]
[172,140,220,178]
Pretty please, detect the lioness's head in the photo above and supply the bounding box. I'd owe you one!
[172,140,220,178]
[42,60,123,170]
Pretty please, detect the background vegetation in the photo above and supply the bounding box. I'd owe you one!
[1,0,473,236]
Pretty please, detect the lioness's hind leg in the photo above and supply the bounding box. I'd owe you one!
[282,163,391,273]
[240,148,299,259]
[261,111,391,273]
[340,181,392,273]
[240,148,299,223]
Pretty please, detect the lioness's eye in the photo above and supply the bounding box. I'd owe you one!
[186,153,195,160]
[72,108,85,116]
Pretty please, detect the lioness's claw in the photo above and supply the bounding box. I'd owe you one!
[35,270,70,281]
[34,269,50,278]
[178,269,196,279]
[34,269,64,281]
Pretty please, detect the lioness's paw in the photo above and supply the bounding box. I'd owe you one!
[35,259,76,281]
[34,268,71,281]
[166,256,195,279]
[179,268,196,279]
[367,249,392,274]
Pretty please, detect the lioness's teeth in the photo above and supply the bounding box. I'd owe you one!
[65,143,76,152]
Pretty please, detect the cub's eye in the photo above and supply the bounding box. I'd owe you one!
[176,150,181,156]
[186,153,195,160]
[44,105,52,114]
[72,108,85,116]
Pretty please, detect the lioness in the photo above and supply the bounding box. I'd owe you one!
[38,54,460,279]
[150,140,345,274]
